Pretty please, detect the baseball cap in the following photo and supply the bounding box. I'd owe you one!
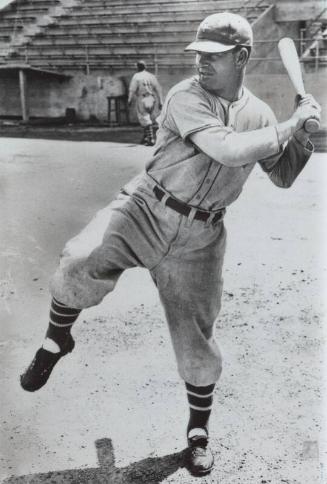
[185,12,253,53]
[136,60,147,69]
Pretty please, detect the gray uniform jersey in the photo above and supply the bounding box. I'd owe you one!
[146,76,313,209]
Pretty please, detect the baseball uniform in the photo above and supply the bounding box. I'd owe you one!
[128,69,163,127]
[50,75,313,386]
[20,10,320,476]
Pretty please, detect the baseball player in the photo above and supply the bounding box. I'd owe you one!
[21,13,321,477]
[128,60,163,146]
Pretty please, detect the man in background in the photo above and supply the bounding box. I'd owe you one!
[128,60,163,146]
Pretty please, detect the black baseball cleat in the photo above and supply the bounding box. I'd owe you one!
[20,335,75,392]
[185,431,214,477]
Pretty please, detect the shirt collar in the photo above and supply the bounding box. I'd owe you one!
[194,76,249,109]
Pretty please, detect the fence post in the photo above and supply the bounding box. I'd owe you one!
[19,69,28,121]
[300,28,306,56]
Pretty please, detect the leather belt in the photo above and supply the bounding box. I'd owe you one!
[153,186,224,224]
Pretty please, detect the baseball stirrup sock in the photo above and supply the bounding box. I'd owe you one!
[43,298,81,352]
[148,124,155,143]
[144,125,155,144]
[186,382,215,434]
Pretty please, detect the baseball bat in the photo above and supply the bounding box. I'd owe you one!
[278,37,320,133]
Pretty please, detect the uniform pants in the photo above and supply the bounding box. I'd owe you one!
[50,174,227,386]
[136,94,156,127]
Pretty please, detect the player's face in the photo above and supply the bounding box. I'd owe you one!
[195,49,238,98]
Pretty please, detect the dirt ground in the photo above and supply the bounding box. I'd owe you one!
[0,138,326,484]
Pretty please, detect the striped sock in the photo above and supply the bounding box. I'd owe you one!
[44,298,81,352]
[185,382,215,435]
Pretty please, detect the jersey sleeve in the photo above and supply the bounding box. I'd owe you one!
[163,89,226,141]
[257,104,286,171]
[258,102,313,187]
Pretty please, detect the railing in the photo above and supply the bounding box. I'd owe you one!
[298,7,327,67]
[300,28,327,71]
[249,37,326,72]
[300,7,327,50]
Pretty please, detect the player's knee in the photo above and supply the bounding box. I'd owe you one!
[179,345,222,386]
[50,257,116,309]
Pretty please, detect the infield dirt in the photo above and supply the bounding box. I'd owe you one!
[0,138,326,483]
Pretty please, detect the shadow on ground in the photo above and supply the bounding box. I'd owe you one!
[4,438,185,483]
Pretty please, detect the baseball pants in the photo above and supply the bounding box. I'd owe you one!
[136,95,157,127]
[50,174,227,386]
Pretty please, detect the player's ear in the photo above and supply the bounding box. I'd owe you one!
[234,47,250,67]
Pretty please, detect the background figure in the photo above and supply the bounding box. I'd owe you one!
[128,60,163,146]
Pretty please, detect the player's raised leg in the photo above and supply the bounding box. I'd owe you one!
[20,195,138,392]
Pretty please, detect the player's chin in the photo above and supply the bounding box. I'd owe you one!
[200,78,219,94]
[198,75,213,88]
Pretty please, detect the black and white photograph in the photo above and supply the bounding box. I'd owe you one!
[0,0,326,482]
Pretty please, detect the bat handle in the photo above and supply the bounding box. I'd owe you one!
[304,117,320,134]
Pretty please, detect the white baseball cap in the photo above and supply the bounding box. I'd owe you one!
[185,12,253,53]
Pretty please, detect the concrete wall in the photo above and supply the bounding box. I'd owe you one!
[0,66,196,123]
[0,71,126,121]
[274,0,326,22]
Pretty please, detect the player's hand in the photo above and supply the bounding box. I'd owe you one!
[292,94,321,131]
[295,93,320,110]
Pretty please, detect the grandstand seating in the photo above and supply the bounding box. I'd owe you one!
[0,0,271,71]
[1,0,325,71]
[0,0,60,57]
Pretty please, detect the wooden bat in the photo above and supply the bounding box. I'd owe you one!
[278,37,320,133]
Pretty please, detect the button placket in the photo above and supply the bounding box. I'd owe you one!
[189,160,217,206]
[228,107,235,129]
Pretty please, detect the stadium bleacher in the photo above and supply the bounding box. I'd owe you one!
[0,0,270,70]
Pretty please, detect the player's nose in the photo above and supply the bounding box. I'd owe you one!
[195,52,211,66]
